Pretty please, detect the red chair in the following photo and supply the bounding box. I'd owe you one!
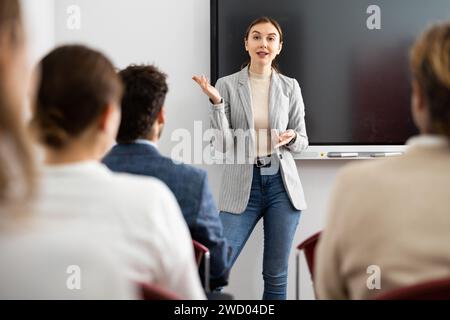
[375,277,450,300]
[295,231,321,300]
[192,239,211,293]
[139,282,182,300]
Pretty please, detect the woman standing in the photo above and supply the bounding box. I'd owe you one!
[193,16,308,299]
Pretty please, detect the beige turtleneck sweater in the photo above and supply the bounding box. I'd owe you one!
[315,136,450,300]
[249,69,272,157]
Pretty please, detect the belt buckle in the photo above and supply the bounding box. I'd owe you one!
[256,157,267,167]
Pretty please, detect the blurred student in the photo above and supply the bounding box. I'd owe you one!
[315,21,450,300]
[0,0,135,299]
[29,45,205,299]
[103,65,231,291]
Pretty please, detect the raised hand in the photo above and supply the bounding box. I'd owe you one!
[192,75,222,104]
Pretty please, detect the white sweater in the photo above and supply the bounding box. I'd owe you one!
[0,223,137,299]
[33,161,205,300]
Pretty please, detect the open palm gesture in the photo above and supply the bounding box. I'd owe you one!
[192,75,222,104]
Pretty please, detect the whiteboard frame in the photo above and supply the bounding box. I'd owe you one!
[294,145,408,160]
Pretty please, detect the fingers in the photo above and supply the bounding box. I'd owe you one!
[274,130,295,148]
[274,141,288,149]
[279,130,294,138]
[193,75,220,103]
[274,136,289,148]
[192,75,205,86]
[278,133,293,141]
[192,75,209,84]
[192,75,212,93]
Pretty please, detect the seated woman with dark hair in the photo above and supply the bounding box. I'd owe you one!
[0,0,135,299]
[29,45,205,299]
[315,21,450,300]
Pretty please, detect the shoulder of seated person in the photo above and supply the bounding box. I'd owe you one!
[178,162,206,178]
[167,158,207,178]
[337,158,398,186]
[109,171,170,192]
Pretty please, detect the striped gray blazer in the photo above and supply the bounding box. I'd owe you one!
[209,66,308,214]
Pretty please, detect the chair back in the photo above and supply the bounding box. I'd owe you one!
[192,239,211,293]
[139,282,181,300]
[295,231,321,299]
[192,240,208,266]
[297,231,321,279]
[375,277,450,300]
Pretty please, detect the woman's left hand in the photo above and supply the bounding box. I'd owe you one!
[274,130,296,148]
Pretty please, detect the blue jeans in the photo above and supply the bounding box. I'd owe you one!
[220,166,301,300]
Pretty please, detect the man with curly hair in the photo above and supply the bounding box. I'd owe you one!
[103,65,231,292]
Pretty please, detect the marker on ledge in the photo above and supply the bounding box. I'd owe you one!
[327,152,359,158]
[370,152,403,157]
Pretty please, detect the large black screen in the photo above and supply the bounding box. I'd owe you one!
[211,0,450,145]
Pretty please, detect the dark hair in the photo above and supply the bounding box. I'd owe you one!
[410,21,450,140]
[31,45,123,149]
[0,0,35,205]
[242,16,283,72]
[116,65,168,143]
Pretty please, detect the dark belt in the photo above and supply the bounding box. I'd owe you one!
[255,155,272,168]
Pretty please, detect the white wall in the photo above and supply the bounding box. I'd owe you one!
[52,0,353,299]
[21,0,55,66]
